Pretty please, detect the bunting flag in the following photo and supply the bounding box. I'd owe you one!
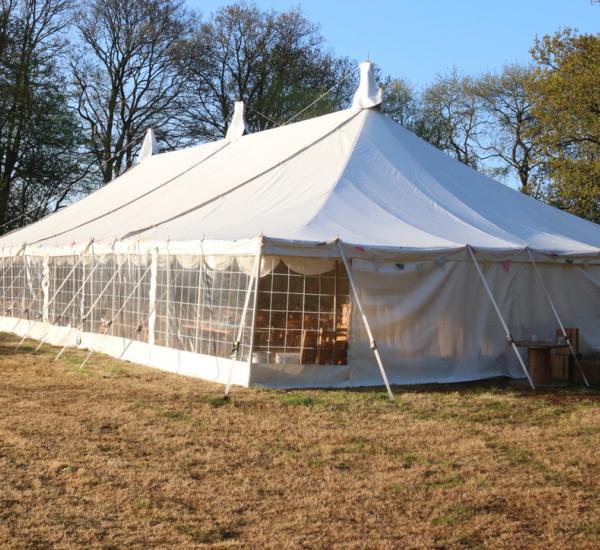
[501,259,512,273]
[434,257,446,270]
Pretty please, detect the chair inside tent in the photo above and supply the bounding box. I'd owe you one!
[1,62,600,394]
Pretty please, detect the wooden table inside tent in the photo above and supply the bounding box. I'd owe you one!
[513,340,570,385]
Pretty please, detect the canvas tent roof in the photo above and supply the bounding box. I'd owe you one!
[3,99,600,257]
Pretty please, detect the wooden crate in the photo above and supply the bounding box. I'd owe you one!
[550,353,571,381]
[528,348,552,385]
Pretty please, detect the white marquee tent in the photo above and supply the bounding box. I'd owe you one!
[0,62,599,396]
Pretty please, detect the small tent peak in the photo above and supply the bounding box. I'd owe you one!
[226,101,247,141]
[352,61,383,110]
[137,128,158,163]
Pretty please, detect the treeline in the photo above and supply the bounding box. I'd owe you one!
[0,0,598,232]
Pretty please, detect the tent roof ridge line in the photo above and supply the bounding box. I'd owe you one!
[299,110,370,231]
[30,140,233,246]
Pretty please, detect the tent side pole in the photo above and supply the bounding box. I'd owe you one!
[225,237,262,396]
[10,254,35,334]
[526,248,590,387]
[42,255,49,323]
[148,249,158,347]
[17,239,94,351]
[336,241,394,401]
[35,247,118,354]
[467,246,535,390]
[245,240,263,386]
[165,243,171,348]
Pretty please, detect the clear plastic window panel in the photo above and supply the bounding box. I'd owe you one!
[48,255,84,328]
[253,259,350,365]
[0,255,35,319]
[81,254,152,342]
[23,256,44,320]
[154,255,255,360]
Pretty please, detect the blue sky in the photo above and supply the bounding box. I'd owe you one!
[187,0,599,87]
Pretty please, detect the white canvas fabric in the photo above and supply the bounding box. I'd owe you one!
[2,106,600,255]
[137,128,158,162]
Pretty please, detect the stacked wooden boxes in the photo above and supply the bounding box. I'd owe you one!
[550,328,579,382]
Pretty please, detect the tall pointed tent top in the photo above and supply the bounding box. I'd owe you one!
[352,61,383,109]
[226,101,247,141]
[138,128,158,163]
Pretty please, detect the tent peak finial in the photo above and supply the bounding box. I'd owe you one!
[226,101,247,141]
[352,61,383,110]
[138,128,158,163]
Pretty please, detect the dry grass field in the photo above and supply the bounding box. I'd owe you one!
[0,333,599,549]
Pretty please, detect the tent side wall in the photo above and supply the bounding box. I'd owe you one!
[250,255,600,388]
[1,245,599,389]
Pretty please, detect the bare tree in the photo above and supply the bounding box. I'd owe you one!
[419,70,482,168]
[72,0,192,183]
[0,0,84,229]
[471,65,543,195]
[174,2,355,141]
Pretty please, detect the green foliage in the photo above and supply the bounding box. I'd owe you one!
[528,30,600,221]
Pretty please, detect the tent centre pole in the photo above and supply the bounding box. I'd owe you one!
[336,240,394,401]
[467,245,535,390]
[525,248,590,388]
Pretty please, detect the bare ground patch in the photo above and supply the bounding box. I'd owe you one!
[0,333,599,548]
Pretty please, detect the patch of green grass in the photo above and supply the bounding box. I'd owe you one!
[433,503,476,526]
[176,525,237,544]
[68,366,93,376]
[134,498,150,510]
[346,436,370,453]
[101,365,132,378]
[155,407,190,422]
[307,457,326,469]
[197,394,231,407]
[485,439,535,466]
[279,394,319,407]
